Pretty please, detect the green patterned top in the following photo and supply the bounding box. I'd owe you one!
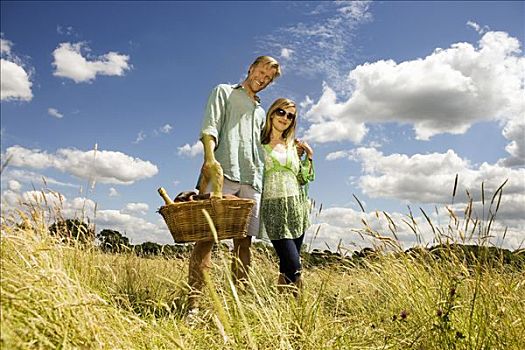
[259,142,315,240]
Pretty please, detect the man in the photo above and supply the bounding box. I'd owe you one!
[188,56,281,310]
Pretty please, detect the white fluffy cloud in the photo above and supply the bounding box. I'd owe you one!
[108,187,119,197]
[1,169,78,189]
[325,147,525,242]
[18,190,65,208]
[499,117,525,167]
[1,189,96,218]
[142,124,174,140]
[1,59,33,101]
[342,147,525,204]
[303,30,525,149]
[177,141,203,158]
[7,180,21,191]
[280,48,294,59]
[303,84,368,143]
[1,189,170,245]
[66,196,97,215]
[1,37,33,101]
[121,202,149,216]
[48,108,64,119]
[1,38,12,55]
[326,150,351,161]
[96,209,171,244]
[308,204,524,252]
[3,145,158,185]
[159,124,172,134]
[307,206,433,252]
[133,131,146,144]
[467,20,489,35]
[52,42,131,83]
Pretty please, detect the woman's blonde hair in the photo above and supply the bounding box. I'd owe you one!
[261,98,297,145]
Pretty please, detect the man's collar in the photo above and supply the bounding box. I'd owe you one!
[234,84,261,103]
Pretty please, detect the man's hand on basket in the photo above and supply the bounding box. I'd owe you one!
[201,160,223,198]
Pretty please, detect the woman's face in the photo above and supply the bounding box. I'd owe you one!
[271,105,296,134]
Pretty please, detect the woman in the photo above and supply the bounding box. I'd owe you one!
[259,98,314,295]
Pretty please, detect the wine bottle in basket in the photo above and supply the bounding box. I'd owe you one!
[157,187,174,205]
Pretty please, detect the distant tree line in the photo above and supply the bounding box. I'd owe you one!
[47,219,194,258]
[47,219,524,269]
[303,244,525,270]
[49,219,95,244]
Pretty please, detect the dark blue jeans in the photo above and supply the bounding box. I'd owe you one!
[271,233,305,283]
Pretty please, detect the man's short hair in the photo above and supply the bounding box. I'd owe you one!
[250,56,281,79]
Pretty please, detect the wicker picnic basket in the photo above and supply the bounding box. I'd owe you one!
[157,176,255,243]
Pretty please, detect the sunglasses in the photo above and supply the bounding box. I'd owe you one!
[275,108,296,121]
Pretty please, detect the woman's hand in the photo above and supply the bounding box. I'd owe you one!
[295,139,313,160]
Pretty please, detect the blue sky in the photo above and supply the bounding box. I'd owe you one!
[1,1,524,251]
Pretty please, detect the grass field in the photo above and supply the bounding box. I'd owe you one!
[1,200,524,350]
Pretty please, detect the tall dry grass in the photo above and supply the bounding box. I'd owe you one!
[1,183,524,349]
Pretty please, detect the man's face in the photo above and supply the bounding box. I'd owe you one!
[245,63,277,94]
